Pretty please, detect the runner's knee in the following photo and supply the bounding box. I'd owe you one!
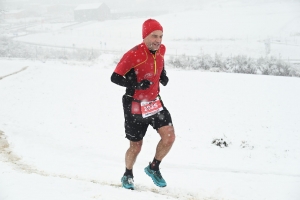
[160,126,175,146]
[129,141,143,154]
[164,132,175,146]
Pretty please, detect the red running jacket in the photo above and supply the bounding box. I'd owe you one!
[114,42,165,102]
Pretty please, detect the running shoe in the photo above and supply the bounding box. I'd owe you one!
[144,164,167,187]
[121,175,134,190]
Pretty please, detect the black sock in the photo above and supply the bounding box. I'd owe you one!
[124,168,133,177]
[150,158,161,171]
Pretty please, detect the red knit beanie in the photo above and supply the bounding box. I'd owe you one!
[142,19,163,39]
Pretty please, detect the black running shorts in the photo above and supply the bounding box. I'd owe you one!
[122,95,173,142]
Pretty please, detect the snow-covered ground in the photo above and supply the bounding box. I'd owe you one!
[1,57,300,200]
[12,1,300,59]
[1,1,300,200]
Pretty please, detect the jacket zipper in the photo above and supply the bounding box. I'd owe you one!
[152,53,157,75]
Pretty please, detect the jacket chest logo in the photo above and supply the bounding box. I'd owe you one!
[144,73,154,79]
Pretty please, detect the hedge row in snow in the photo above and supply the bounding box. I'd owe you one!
[0,36,100,62]
[168,54,300,77]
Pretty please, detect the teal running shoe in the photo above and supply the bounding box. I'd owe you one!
[144,164,167,187]
[121,175,134,190]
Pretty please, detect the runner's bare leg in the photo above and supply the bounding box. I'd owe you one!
[155,125,175,160]
[125,140,143,170]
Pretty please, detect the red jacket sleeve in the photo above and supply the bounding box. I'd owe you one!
[114,50,134,76]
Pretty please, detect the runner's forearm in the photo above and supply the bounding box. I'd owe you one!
[111,72,132,88]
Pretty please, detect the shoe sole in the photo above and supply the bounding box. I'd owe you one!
[144,167,166,187]
[123,186,134,190]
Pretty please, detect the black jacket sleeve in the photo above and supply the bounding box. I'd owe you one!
[111,72,131,88]
[159,67,169,86]
[112,68,168,88]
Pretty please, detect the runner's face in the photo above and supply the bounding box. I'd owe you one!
[144,30,163,51]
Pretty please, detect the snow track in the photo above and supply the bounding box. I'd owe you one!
[0,130,207,200]
[0,66,28,80]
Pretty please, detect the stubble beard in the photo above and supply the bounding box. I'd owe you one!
[149,42,160,51]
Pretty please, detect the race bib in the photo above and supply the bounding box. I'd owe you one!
[141,98,163,118]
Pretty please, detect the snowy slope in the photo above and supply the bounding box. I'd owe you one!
[0,58,300,200]
[12,1,300,59]
[1,1,300,199]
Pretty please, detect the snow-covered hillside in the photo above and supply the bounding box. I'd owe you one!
[1,1,300,200]
[1,56,300,200]
[10,1,300,59]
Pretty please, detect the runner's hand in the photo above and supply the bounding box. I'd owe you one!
[160,75,169,86]
[135,80,151,90]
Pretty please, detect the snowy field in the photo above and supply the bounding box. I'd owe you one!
[12,1,300,59]
[1,1,300,200]
[1,57,300,200]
